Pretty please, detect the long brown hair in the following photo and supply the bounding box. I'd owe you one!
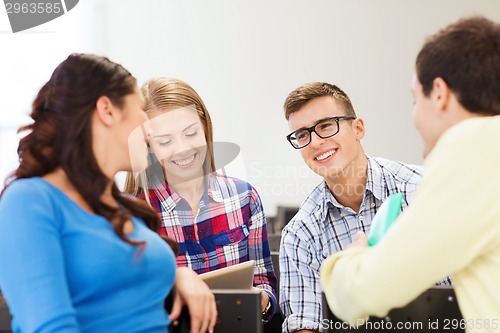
[124,78,216,201]
[2,53,161,247]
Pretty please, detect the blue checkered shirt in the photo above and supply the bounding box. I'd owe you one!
[279,157,452,332]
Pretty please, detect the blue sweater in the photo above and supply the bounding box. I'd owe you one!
[0,178,176,333]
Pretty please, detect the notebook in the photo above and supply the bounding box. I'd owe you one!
[200,260,255,290]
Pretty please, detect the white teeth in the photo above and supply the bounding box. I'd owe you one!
[316,150,335,161]
[173,155,195,166]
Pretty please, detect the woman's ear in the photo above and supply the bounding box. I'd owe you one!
[95,96,116,127]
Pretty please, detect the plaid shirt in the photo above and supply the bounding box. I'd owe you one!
[143,173,277,319]
[279,157,452,333]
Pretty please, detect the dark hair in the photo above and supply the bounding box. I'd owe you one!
[283,82,357,120]
[416,16,500,115]
[3,53,161,248]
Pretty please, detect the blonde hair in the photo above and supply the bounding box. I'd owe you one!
[123,78,216,203]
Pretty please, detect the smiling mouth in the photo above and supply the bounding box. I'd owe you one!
[315,149,337,161]
[172,153,196,167]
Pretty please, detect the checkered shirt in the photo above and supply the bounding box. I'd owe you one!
[279,157,452,333]
[144,173,278,320]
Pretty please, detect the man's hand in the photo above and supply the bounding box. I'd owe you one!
[347,231,368,249]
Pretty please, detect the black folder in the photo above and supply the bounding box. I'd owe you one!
[170,289,263,333]
[322,286,464,333]
[1,289,263,333]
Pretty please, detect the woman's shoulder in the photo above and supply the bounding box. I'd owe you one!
[0,177,63,229]
[1,177,50,200]
[1,177,80,217]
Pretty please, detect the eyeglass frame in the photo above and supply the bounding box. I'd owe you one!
[286,116,356,149]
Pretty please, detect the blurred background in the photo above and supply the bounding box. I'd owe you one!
[1,0,499,217]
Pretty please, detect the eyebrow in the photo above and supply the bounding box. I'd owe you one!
[152,122,199,138]
[293,116,341,132]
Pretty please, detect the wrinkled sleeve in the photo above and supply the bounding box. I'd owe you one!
[280,226,323,332]
[320,128,500,324]
[247,186,277,321]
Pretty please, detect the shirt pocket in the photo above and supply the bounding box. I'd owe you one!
[213,224,249,246]
[212,225,249,261]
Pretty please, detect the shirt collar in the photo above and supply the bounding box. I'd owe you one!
[323,156,388,209]
[311,181,335,222]
[323,181,339,208]
[206,173,225,203]
[365,156,388,202]
[151,181,181,212]
[152,173,224,212]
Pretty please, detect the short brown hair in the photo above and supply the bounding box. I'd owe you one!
[416,16,500,115]
[284,82,356,120]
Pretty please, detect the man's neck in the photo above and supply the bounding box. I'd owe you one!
[326,156,368,213]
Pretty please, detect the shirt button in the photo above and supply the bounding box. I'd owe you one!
[197,230,202,235]
[371,202,376,208]
[230,238,235,243]
[201,258,206,263]
[359,215,364,222]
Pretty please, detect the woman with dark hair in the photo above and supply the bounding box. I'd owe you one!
[0,54,217,333]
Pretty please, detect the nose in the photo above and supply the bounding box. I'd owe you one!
[309,130,325,148]
[171,137,192,156]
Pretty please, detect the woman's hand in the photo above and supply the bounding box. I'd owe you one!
[169,267,218,333]
[253,287,270,312]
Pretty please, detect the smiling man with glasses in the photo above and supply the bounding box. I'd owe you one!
[278,82,450,333]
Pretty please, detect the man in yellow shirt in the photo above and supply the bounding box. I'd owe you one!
[320,16,500,333]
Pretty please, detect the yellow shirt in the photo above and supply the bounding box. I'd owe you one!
[320,116,500,333]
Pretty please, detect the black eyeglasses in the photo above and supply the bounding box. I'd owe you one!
[286,116,356,149]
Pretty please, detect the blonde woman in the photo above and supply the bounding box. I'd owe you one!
[124,78,277,321]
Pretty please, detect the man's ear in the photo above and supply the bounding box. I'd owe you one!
[431,77,451,113]
[353,117,365,141]
[95,96,116,127]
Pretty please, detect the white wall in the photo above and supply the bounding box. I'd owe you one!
[1,0,499,215]
[0,0,101,186]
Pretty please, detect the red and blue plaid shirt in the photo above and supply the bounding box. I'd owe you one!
[142,173,277,319]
